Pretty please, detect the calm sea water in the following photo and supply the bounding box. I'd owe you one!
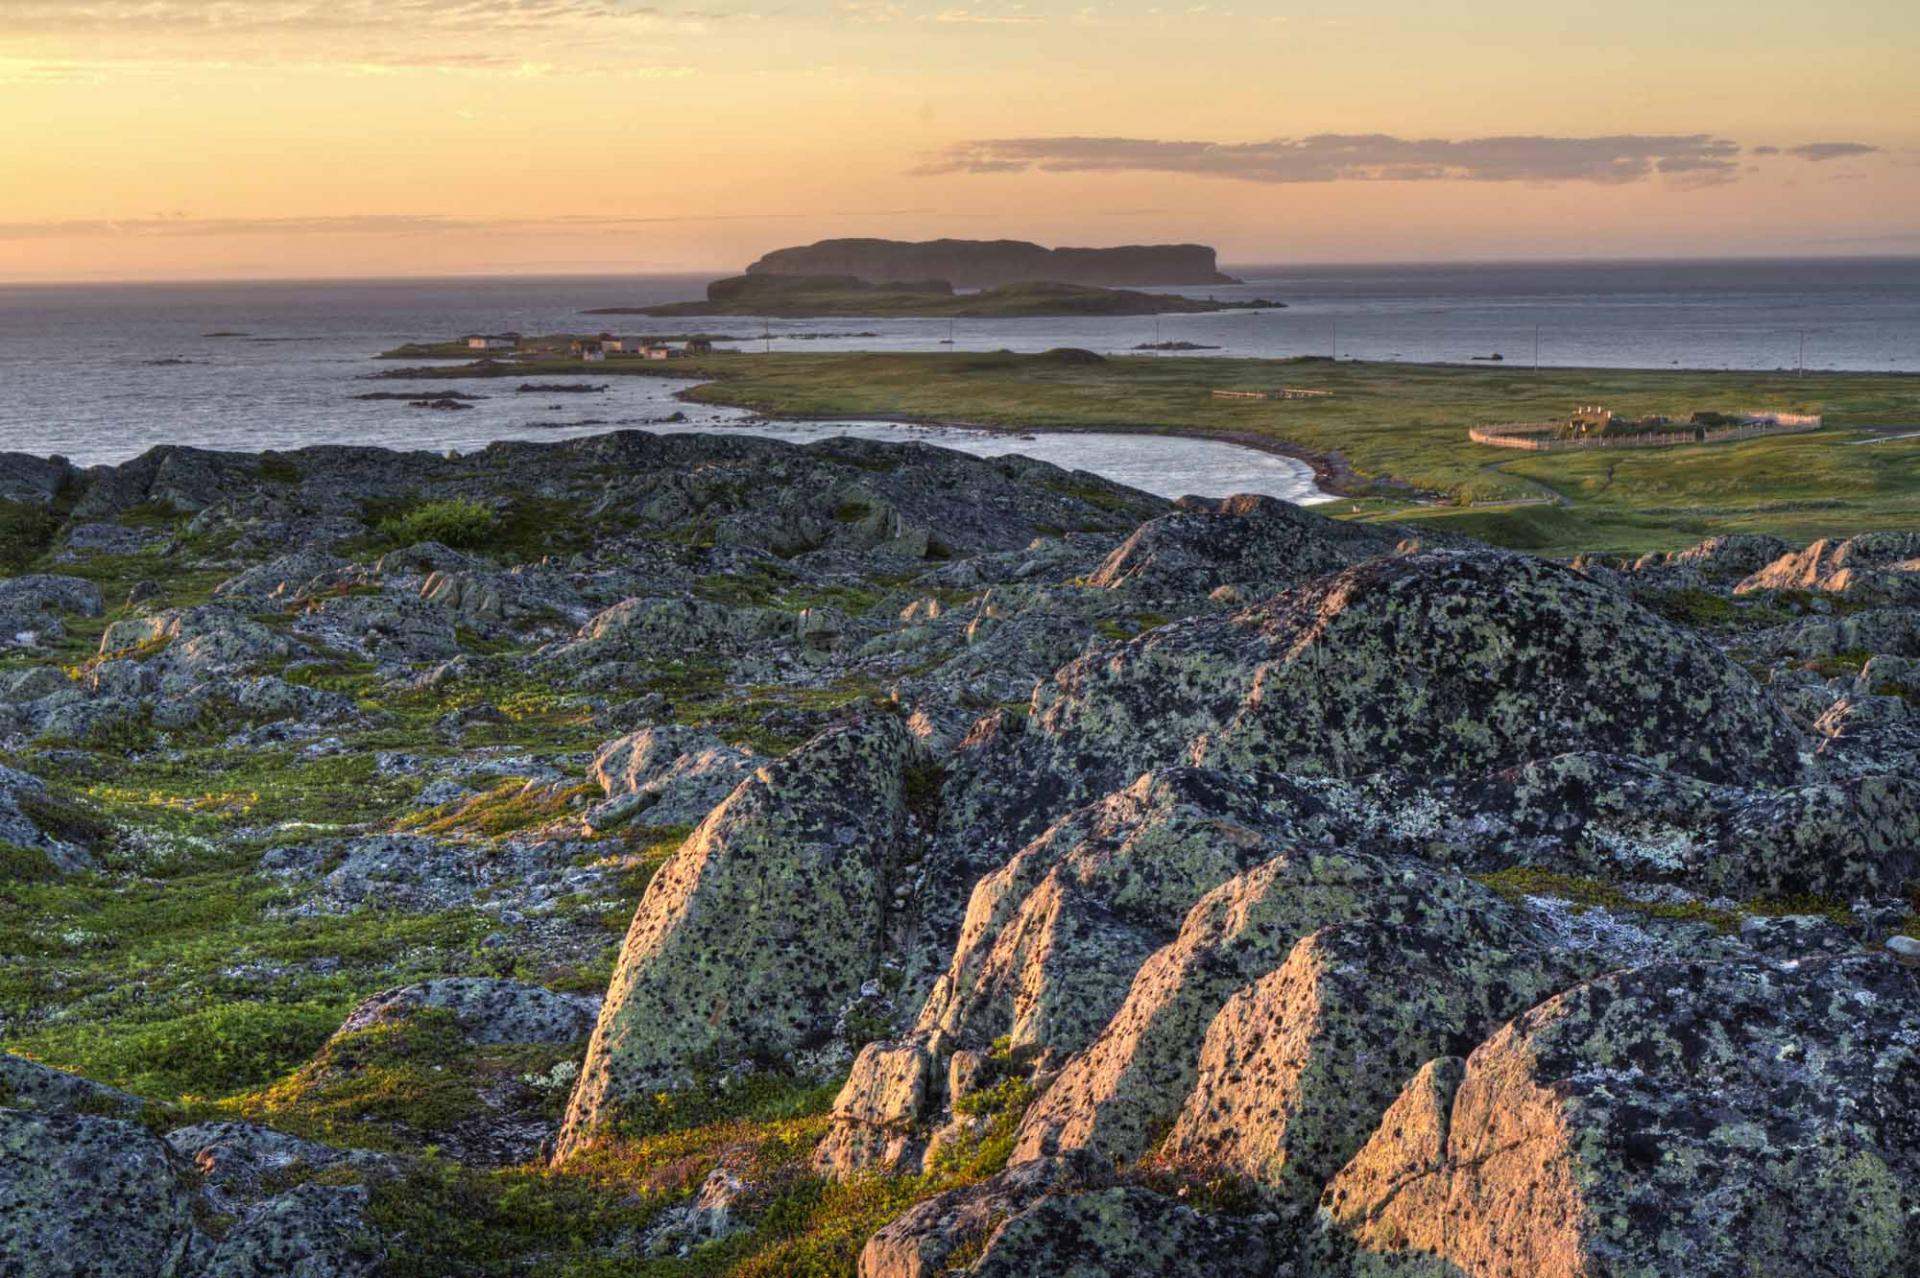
[0,258,1914,500]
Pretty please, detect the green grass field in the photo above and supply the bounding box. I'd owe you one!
[669,351,1920,555]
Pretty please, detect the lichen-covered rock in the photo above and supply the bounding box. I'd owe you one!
[968,1187,1279,1278]
[1737,531,1920,602]
[1012,848,1563,1174]
[0,574,103,647]
[540,595,789,670]
[0,766,100,876]
[1623,533,1793,587]
[1086,493,1402,602]
[817,768,1354,1175]
[587,724,756,829]
[0,1108,197,1278]
[1159,911,1567,1206]
[1308,955,1920,1278]
[0,1052,141,1115]
[557,717,921,1154]
[1759,607,1920,660]
[292,593,462,665]
[192,1183,384,1278]
[165,1122,394,1218]
[1448,751,1920,897]
[859,1150,1116,1278]
[1026,552,1802,806]
[332,977,598,1046]
[100,605,291,683]
[213,550,349,607]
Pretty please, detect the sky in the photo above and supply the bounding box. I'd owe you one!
[2,0,1916,281]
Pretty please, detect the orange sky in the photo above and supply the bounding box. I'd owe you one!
[2,1,1915,281]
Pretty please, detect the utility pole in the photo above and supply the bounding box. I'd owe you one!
[1331,317,1338,360]
[1533,325,1540,372]
[1798,330,1806,378]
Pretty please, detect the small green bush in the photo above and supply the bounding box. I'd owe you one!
[377,498,498,550]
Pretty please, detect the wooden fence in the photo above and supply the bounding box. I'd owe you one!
[1470,415,1822,452]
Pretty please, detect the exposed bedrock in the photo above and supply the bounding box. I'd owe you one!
[557,716,930,1155]
[1308,955,1920,1278]
[1026,550,1803,798]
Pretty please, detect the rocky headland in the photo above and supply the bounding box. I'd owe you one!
[601,273,1279,319]
[743,238,1239,289]
[1,432,1919,1277]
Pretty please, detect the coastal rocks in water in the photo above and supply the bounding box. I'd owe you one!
[1309,955,1920,1278]
[557,717,923,1154]
[332,977,599,1046]
[1085,494,1402,603]
[0,1108,197,1278]
[587,725,756,829]
[0,574,104,646]
[1028,550,1802,796]
[1737,531,1920,602]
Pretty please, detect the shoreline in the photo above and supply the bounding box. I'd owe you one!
[673,383,1405,502]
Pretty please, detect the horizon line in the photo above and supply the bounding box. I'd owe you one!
[5,249,1920,290]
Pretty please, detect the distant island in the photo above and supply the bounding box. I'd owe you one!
[743,237,1238,287]
[587,273,1281,319]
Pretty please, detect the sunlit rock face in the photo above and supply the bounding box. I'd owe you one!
[1308,956,1920,1278]
[558,717,924,1157]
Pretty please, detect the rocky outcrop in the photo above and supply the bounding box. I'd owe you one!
[1012,850,1566,1179]
[1086,494,1404,602]
[1025,551,1802,798]
[557,718,925,1154]
[0,574,103,647]
[333,977,598,1046]
[1309,955,1920,1278]
[587,725,756,829]
[746,238,1237,288]
[1737,531,1920,602]
[0,1108,198,1278]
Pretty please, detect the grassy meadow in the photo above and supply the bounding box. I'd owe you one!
[665,351,1920,555]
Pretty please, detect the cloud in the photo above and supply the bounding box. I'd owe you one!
[915,133,1747,185]
[0,211,811,240]
[1782,141,1879,162]
[0,1,713,35]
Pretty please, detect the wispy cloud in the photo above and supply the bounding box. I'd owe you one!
[1782,142,1879,162]
[0,211,813,240]
[0,1,723,35]
[916,133,1748,185]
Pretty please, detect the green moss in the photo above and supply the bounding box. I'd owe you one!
[0,499,59,571]
[0,840,60,882]
[375,497,499,550]
[1476,866,1739,932]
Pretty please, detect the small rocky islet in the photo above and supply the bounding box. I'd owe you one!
[1,430,1918,1276]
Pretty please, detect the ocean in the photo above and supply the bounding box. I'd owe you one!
[1,257,1915,501]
